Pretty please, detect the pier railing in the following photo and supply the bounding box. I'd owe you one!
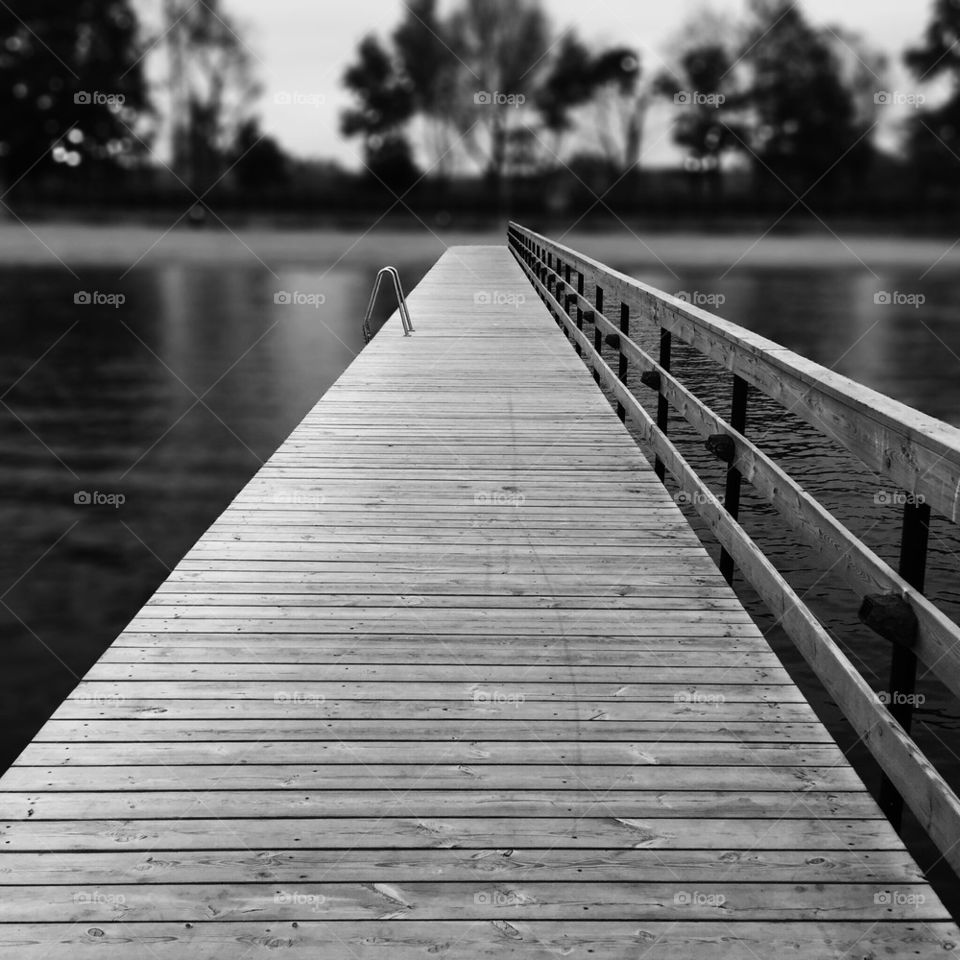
[508,221,960,876]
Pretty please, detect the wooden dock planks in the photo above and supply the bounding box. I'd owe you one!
[0,245,957,957]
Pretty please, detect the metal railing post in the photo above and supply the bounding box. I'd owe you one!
[879,500,931,830]
[616,304,629,422]
[654,329,672,481]
[719,375,750,584]
[593,286,604,384]
[575,273,584,357]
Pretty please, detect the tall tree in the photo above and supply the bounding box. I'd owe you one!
[163,0,258,193]
[536,33,598,154]
[392,0,458,177]
[587,48,645,175]
[904,0,960,195]
[228,118,288,191]
[537,40,647,178]
[741,0,861,195]
[655,37,747,192]
[445,0,552,186]
[341,34,418,189]
[0,0,151,188]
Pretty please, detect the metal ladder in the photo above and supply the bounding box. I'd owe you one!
[362,266,414,344]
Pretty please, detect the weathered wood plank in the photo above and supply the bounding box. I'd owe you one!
[0,848,923,884]
[13,740,847,767]
[0,791,879,820]
[34,719,836,743]
[2,921,955,960]
[0,817,896,851]
[0,881,949,922]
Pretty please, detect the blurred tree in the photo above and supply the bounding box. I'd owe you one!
[365,133,420,192]
[0,0,151,189]
[741,0,862,196]
[536,33,597,152]
[445,0,552,189]
[342,0,645,195]
[228,118,288,191]
[587,48,645,175]
[392,0,459,178]
[163,0,259,194]
[655,28,748,195]
[340,34,418,187]
[904,0,960,196]
[537,39,646,178]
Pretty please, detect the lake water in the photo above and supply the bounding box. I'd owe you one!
[1,229,958,910]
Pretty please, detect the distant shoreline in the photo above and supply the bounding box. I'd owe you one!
[1,219,957,273]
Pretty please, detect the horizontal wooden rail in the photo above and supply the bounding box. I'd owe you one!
[518,237,960,705]
[510,224,960,524]
[510,231,960,879]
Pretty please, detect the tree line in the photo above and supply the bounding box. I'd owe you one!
[0,0,958,217]
[0,0,284,198]
[340,0,960,210]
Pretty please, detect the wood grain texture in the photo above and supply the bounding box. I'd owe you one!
[0,244,954,956]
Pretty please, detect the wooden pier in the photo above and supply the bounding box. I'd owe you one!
[1,238,959,957]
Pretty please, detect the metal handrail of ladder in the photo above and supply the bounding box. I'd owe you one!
[362,266,414,344]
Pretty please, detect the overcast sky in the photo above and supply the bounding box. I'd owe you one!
[163,0,932,167]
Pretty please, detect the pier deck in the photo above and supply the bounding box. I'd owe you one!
[1,245,957,957]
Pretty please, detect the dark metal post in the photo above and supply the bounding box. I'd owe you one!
[718,376,750,584]
[654,329,672,482]
[592,287,604,384]
[616,304,629,422]
[575,273,584,357]
[878,499,931,830]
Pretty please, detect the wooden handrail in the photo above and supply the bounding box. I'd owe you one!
[509,224,960,878]
[509,223,960,524]
[517,233,960,706]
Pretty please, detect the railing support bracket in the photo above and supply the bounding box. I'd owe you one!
[859,594,919,649]
[705,434,736,464]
